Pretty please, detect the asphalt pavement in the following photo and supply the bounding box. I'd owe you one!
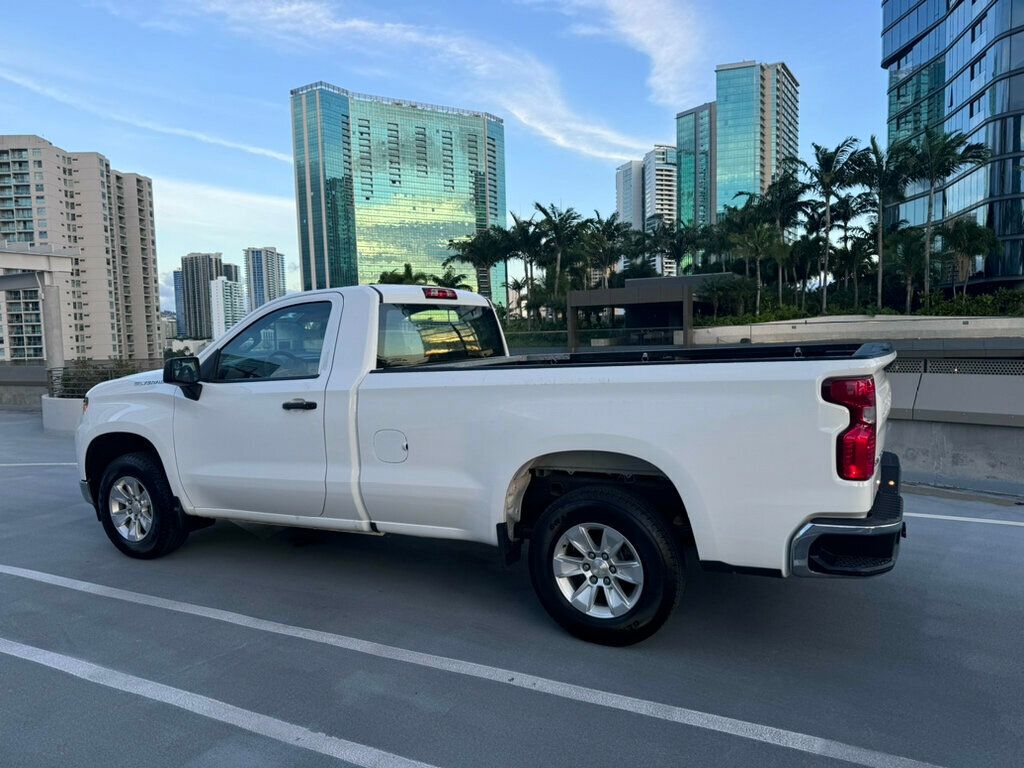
[0,409,1022,768]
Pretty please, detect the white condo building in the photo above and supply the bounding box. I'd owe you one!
[209,275,246,340]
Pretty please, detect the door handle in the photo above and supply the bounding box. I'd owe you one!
[282,398,317,411]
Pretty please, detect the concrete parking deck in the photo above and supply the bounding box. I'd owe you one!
[0,409,1022,768]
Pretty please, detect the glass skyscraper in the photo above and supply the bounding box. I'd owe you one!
[883,0,1024,286]
[676,102,717,226]
[714,61,799,214]
[290,82,507,305]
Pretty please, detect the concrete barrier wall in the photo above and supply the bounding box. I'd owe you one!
[0,366,47,410]
[886,419,1024,496]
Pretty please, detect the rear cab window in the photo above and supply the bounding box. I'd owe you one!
[376,303,504,369]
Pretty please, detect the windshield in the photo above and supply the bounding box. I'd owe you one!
[376,303,505,369]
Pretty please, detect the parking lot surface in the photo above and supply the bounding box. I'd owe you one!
[1,409,1022,768]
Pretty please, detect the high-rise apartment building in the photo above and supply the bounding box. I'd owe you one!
[290,82,507,305]
[172,269,185,337]
[676,102,718,227]
[244,246,287,309]
[0,135,160,360]
[643,145,678,231]
[715,61,799,214]
[882,0,1024,287]
[209,275,246,339]
[643,145,679,276]
[180,252,222,340]
[222,262,240,284]
[615,160,645,230]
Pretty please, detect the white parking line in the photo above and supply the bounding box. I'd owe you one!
[0,564,942,768]
[0,462,76,467]
[0,636,437,768]
[905,512,1024,528]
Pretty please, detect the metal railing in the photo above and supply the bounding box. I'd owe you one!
[47,358,164,399]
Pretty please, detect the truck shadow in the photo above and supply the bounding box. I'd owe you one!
[178,520,916,669]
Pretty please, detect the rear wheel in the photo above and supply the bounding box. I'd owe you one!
[98,452,189,559]
[528,486,683,645]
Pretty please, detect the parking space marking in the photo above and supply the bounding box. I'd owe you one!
[0,462,76,467]
[905,512,1024,528]
[0,564,942,768]
[0,636,439,768]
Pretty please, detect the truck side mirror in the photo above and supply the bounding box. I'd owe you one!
[163,356,203,401]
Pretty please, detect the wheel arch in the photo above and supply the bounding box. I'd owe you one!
[84,431,170,508]
[501,449,699,552]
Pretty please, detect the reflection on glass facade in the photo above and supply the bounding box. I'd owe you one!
[714,61,799,214]
[884,0,1024,284]
[290,82,507,305]
[676,102,717,226]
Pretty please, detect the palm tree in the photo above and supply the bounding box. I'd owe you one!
[888,225,927,314]
[844,229,876,308]
[506,276,530,318]
[831,191,874,293]
[737,166,808,242]
[430,267,472,290]
[534,202,582,298]
[585,211,630,289]
[445,226,505,295]
[790,233,821,311]
[796,137,865,314]
[504,214,544,321]
[906,127,989,307]
[938,216,998,297]
[855,135,914,309]
[673,222,705,274]
[731,223,783,316]
[378,263,429,285]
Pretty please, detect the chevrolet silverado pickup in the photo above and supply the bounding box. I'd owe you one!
[76,285,905,644]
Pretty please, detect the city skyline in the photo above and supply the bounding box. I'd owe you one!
[0,0,888,312]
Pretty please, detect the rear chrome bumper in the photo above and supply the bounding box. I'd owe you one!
[790,452,905,577]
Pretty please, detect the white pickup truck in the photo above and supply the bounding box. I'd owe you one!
[77,285,905,644]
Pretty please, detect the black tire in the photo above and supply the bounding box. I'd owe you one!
[98,452,189,559]
[528,486,684,646]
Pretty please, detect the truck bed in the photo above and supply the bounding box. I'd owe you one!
[374,342,895,372]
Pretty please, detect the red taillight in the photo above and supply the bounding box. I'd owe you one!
[822,376,876,481]
[422,287,458,300]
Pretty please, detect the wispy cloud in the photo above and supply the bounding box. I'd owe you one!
[0,68,291,163]
[97,0,652,162]
[533,0,703,109]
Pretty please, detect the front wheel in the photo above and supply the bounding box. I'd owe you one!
[528,486,684,645]
[98,452,189,559]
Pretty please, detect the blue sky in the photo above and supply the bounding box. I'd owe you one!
[1,1,887,310]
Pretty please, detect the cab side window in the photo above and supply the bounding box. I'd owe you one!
[214,302,332,381]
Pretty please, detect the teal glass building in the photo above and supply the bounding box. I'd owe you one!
[883,0,1024,287]
[714,61,799,214]
[290,83,507,305]
[676,102,717,226]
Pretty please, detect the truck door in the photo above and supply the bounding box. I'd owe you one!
[172,295,341,518]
